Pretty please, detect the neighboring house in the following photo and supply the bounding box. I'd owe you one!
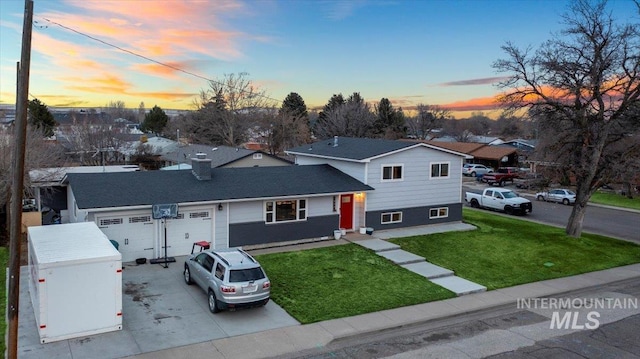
[158,141,292,168]
[64,155,372,262]
[424,141,519,170]
[286,137,472,232]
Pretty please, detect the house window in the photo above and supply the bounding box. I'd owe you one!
[381,211,402,224]
[429,207,449,219]
[265,199,307,223]
[430,162,450,178]
[382,165,403,181]
[253,153,262,160]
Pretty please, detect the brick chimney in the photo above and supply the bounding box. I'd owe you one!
[191,153,212,180]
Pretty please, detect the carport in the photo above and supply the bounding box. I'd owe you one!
[17,256,299,358]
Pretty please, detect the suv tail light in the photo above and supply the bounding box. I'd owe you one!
[221,285,236,293]
[263,281,271,289]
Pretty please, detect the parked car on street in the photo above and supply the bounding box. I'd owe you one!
[465,187,533,215]
[184,248,270,313]
[462,164,493,177]
[536,189,576,205]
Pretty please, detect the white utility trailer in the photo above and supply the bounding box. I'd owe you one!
[28,222,122,343]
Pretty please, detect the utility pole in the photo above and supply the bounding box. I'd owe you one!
[7,1,34,358]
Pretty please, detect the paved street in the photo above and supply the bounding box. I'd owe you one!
[462,184,640,243]
[282,278,640,359]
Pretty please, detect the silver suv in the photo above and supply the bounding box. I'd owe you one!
[184,248,270,313]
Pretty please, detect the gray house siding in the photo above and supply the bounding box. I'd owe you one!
[229,214,339,247]
[365,203,463,230]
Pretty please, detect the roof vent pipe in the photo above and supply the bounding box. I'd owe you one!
[333,136,338,147]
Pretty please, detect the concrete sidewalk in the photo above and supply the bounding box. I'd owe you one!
[124,263,640,359]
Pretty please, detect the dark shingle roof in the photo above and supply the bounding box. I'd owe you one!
[286,137,418,161]
[67,164,373,209]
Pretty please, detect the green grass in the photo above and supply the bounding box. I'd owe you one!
[389,209,640,290]
[0,246,7,354]
[254,244,455,324]
[590,191,640,210]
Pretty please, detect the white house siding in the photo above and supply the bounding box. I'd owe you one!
[214,204,228,249]
[366,147,463,211]
[295,157,366,183]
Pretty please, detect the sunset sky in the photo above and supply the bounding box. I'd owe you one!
[0,0,636,118]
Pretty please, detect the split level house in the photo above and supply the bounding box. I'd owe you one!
[63,137,471,262]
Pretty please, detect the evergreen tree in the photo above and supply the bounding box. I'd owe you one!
[373,98,406,139]
[27,98,57,137]
[141,105,169,135]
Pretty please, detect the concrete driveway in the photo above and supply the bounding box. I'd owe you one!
[17,256,299,359]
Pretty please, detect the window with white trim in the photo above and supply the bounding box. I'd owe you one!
[429,207,449,219]
[265,199,307,223]
[382,164,403,181]
[381,211,402,224]
[430,162,450,178]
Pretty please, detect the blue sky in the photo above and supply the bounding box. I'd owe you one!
[0,0,637,118]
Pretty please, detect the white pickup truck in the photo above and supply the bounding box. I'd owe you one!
[465,188,533,215]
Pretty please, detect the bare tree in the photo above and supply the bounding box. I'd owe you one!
[493,0,640,237]
[188,73,272,146]
[103,100,136,122]
[0,127,65,209]
[407,104,451,140]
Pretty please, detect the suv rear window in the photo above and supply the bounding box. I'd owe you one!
[229,268,266,282]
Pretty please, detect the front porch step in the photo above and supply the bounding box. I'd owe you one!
[376,249,425,265]
[352,238,401,252]
[401,262,454,279]
[430,276,487,296]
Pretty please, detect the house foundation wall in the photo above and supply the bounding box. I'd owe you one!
[365,203,462,231]
[229,215,339,247]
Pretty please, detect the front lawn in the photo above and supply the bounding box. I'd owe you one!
[389,209,640,290]
[590,191,640,210]
[254,244,454,324]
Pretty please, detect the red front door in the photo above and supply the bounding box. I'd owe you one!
[339,194,353,230]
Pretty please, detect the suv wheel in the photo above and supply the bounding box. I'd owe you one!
[208,290,220,313]
[184,265,192,285]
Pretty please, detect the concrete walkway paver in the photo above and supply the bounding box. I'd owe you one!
[376,249,425,265]
[401,261,454,279]
[431,276,488,296]
[353,238,400,252]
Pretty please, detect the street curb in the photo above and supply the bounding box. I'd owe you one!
[317,265,640,345]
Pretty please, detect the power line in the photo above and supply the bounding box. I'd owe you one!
[34,16,284,106]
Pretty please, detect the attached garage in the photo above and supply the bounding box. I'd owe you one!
[96,212,155,263]
[163,208,213,257]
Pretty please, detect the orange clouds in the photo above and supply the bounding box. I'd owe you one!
[441,96,501,112]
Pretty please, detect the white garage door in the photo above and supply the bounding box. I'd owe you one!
[97,213,155,262]
[163,209,213,257]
